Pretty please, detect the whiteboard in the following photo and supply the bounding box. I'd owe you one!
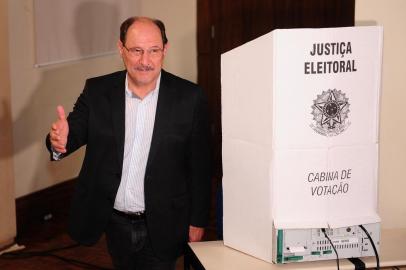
[33,0,139,67]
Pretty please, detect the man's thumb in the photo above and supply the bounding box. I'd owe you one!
[56,105,66,121]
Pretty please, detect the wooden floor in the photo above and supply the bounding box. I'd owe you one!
[0,213,214,270]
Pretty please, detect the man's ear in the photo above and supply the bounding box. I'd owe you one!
[163,43,169,56]
[117,40,124,57]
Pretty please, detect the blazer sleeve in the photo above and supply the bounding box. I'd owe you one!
[188,87,212,227]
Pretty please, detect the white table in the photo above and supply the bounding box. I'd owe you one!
[186,229,406,270]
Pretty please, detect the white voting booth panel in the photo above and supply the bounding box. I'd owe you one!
[221,26,382,263]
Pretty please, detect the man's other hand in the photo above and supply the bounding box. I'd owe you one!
[189,225,205,242]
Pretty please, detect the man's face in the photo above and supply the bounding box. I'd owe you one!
[118,19,167,90]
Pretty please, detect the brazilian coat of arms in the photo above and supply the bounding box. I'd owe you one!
[310,89,350,136]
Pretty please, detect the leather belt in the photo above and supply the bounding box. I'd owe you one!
[112,209,146,220]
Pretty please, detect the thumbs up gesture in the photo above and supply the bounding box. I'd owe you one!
[49,105,69,153]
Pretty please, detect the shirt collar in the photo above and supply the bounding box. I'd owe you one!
[125,72,161,99]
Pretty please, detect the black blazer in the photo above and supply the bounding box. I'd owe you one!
[46,70,211,260]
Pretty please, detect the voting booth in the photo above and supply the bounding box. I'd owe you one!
[221,26,383,263]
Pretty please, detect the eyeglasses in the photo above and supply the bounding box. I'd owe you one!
[123,45,164,58]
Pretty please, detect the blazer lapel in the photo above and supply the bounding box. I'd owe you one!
[146,71,174,171]
[109,71,126,169]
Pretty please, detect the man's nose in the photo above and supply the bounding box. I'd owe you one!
[139,52,151,65]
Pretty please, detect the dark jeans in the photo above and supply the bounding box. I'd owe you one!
[105,211,176,270]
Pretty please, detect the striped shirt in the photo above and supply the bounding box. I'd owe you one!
[113,73,161,213]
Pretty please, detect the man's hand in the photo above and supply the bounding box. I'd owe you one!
[189,225,205,242]
[49,105,69,153]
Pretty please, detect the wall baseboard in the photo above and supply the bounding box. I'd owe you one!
[0,239,15,252]
[15,178,76,237]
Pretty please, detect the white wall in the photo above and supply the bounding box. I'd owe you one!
[8,0,197,198]
[355,0,406,229]
[138,0,198,82]
[0,0,16,248]
[8,0,124,197]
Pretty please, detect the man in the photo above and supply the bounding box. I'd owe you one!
[46,16,211,269]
